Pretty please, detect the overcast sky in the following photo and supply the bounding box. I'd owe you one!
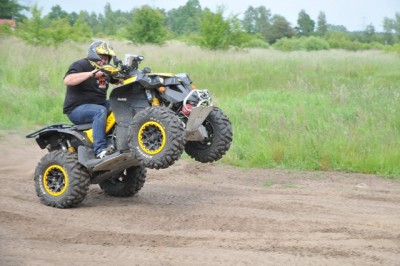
[22,0,399,31]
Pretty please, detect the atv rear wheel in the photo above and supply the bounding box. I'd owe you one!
[128,106,186,169]
[99,165,146,197]
[185,107,232,163]
[34,150,90,208]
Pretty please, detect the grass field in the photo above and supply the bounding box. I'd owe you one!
[0,37,399,177]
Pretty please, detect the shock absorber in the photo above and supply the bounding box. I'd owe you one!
[66,139,76,153]
[146,89,160,106]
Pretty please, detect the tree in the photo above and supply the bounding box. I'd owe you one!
[0,0,27,21]
[383,17,395,44]
[199,8,230,50]
[47,5,68,21]
[242,5,271,38]
[242,6,257,34]
[45,18,72,45]
[102,3,122,36]
[16,3,88,46]
[68,11,79,26]
[228,15,252,48]
[70,12,93,42]
[296,9,315,36]
[126,6,167,45]
[395,12,400,40]
[254,6,271,37]
[167,0,202,35]
[77,11,102,35]
[316,11,327,37]
[327,24,347,32]
[383,13,400,43]
[362,24,376,43]
[17,4,46,45]
[267,14,295,44]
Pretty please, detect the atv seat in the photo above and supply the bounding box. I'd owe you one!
[69,107,112,132]
[73,123,93,131]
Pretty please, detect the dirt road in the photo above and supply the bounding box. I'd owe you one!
[0,133,399,265]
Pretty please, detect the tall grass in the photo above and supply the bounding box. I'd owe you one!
[1,37,399,177]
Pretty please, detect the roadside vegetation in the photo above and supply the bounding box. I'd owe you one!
[1,1,400,53]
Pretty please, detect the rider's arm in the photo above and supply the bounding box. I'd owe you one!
[64,71,103,86]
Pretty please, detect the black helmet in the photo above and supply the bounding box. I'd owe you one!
[87,40,116,62]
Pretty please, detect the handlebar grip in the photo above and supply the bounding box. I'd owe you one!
[92,69,101,76]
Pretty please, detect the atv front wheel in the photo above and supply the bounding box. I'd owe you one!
[185,107,232,163]
[99,165,146,197]
[34,150,90,208]
[128,107,186,169]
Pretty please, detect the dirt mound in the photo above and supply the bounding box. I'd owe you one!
[1,133,399,265]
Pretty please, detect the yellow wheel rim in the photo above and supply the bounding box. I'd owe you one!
[43,165,69,197]
[138,121,166,155]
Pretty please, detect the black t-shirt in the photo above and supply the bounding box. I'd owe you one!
[63,58,111,114]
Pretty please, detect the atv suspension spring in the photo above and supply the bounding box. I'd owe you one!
[66,140,76,153]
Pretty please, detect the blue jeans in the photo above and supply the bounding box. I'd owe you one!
[67,101,110,156]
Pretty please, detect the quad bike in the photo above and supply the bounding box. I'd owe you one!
[26,54,233,208]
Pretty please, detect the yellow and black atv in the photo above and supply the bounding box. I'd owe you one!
[27,54,233,208]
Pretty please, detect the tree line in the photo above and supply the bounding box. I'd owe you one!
[1,0,400,52]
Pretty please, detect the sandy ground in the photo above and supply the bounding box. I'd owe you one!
[0,133,399,266]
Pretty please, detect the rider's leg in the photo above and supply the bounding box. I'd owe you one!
[67,103,109,156]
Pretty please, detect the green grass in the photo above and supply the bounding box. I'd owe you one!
[1,37,399,177]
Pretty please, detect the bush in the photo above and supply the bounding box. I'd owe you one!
[273,37,303,51]
[199,9,230,50]
[366,41,386,50]
[273,36,329,51]
[244,36,270,48]
[302,36,330,51]
[341,41,369,51]
[384,43,400,55]
[0,23,14,36]
[126,6,167,45]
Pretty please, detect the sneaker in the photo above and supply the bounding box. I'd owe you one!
[96,145,115,159]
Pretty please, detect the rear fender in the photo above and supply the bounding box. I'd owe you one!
[26,124,90,150]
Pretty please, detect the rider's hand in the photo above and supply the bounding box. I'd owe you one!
[91,70,104,79]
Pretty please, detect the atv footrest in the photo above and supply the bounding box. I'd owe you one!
[78,146,141,173]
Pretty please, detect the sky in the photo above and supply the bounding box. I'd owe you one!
[21,0,399,32]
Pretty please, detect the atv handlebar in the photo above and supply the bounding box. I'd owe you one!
[97,54,162,88]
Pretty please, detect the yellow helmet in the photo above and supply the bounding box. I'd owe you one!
[87,40,116,62]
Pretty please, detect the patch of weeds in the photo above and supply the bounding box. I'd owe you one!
[281,183,298,189]
[263,180,274,188]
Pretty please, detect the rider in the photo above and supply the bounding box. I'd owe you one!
[63,40,117,159]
